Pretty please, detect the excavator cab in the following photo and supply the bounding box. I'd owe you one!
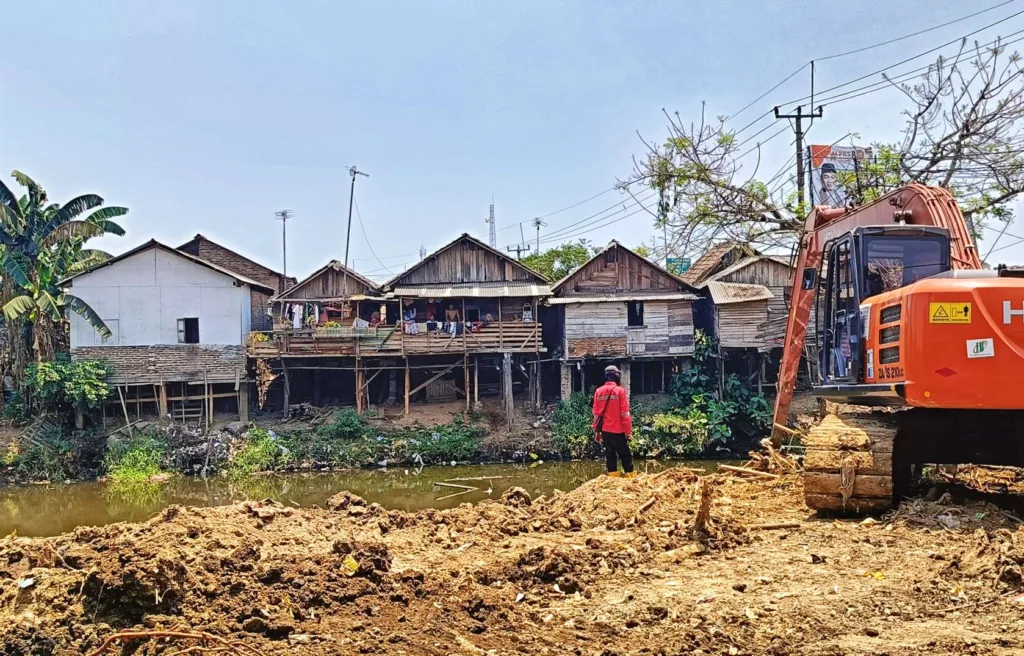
[816,226,951,391]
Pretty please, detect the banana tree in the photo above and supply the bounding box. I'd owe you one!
[0,170,126,371]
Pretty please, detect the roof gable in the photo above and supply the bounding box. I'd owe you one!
[60,240,275,294]
[680,242,761,285]
[703,254,794,284]
[271,260,378,302]
[177,236,292,284]
[382,233,548,290]
[551,241,696,296]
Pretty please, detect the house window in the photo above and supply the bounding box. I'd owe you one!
[177,318,200,344]
[627,301,644,327]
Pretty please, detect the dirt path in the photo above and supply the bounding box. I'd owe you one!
[2,469,1024,655]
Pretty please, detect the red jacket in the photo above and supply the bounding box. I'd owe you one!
[592,381,632,435]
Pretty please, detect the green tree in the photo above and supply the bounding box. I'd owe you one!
[521,239,595,281]
[0,171,126,370]
[634,244,653,259]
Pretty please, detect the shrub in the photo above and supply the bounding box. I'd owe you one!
[395,415,485,463]
[227,427,282,476]
[551,391,599,459]
[25,356,112,417]
[317,409,370,440]
[104,433,167,483]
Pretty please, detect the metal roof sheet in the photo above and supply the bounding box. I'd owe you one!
[703,281,774,305]
[392,281,551,298]
[548,291,698,304]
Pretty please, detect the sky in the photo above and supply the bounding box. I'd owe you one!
[4,0,1024,283]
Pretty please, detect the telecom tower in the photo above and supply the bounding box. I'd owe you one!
[485,201,497,248]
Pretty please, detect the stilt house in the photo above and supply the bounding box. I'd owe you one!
[549,241,699,397]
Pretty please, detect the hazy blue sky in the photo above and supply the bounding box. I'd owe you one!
[4,0,1024,281]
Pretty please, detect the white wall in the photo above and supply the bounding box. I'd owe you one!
[69,247,251,347]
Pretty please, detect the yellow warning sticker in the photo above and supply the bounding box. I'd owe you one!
[929,302,972,324]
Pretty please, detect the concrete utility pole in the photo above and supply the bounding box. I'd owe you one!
[532,217,546,253]
[506,242,531,261]
[774,105,823,209]
[343,166,369,304]
[275,209,294,280]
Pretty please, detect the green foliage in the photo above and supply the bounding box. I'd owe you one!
[24,355,111,416]
[104,433,166,483]
[8,423,94,482]
[396,416,485,463]
[317,408,370,440]
[550,391,600,459]
[521,239,596,281]
[633,244,653,258]
[227,427,282,477]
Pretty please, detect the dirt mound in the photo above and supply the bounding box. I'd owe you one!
[4,467,1024,655]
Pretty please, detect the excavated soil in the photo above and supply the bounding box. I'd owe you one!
[3,468,1024,655]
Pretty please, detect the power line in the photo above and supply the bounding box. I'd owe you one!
[521,189,659,246]
[817,0,1017,61]
[353,199,392,275]
[733,5,1024,138]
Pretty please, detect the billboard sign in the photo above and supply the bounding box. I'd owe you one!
[667,257,691,275]
[808,144,872,209]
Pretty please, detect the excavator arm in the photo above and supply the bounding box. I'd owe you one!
[770,183,982,440]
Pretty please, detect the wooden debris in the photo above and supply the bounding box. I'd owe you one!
[692,479,713,536]
[748,522,801,531]
[718,464,780,479]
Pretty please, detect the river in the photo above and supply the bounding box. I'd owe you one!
[0,459,730,537]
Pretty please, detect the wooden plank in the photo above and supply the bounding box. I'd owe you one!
[803,473,893,498]
[404,359,410,415]
[409,364,458,396]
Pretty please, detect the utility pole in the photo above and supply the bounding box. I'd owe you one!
[485,200,497,248]
[342,166,369,307]
[532,217,546,253]
[773,105,823,209]
[275,209,294,280]
[506,243,531,261]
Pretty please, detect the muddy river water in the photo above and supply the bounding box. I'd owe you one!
[0,459,730,537]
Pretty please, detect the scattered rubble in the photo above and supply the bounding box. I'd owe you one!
[3,464,1024,654]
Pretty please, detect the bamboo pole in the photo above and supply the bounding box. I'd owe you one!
[404,359,410,416]
[116,386,134,438]
[473,355,479,407]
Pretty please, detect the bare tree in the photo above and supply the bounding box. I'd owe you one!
[630,38,1024,258]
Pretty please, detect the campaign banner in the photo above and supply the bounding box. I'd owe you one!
[808,144,872,208]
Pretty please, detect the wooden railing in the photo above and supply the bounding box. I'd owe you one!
[247,321,545,358]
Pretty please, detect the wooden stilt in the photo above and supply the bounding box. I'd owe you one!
[404,359,410,416]
[117,386,133,438]
[158,383,168,418]
[502,353,513,431]
[356,357,364,414]
[758,352,766,395]
[238,379,250,422]
[204,371,211,429]
[464,354,471,412]
[473,356,479,407]
[281,359,291,417]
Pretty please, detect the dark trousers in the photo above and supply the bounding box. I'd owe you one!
[603,432,633,473]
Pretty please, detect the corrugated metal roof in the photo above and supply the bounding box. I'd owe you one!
[548,291,698,304]
[704,281,774,305]
[703,254,793,284]
[392,281,551,298]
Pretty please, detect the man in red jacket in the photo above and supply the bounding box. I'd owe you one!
[592,365,634,477]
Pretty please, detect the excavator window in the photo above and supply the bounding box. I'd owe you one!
[861,235,949,298]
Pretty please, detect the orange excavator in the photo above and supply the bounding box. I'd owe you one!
[772,183,1024,512]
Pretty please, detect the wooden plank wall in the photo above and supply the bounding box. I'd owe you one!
[667,300,695,354]
[286,266,373,299]
[566,300,695,357]
[717,258,792,327]
[562,245,681,295]
[718,301,770,347]
[399,239,538,285]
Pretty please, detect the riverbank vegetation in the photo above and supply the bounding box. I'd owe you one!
[551,331,772,460]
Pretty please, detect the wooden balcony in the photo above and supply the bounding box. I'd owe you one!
[248,321,545,359]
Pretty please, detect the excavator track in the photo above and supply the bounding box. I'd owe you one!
[803,413,897,513]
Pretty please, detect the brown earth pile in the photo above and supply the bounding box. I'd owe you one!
[2,469,1024,655]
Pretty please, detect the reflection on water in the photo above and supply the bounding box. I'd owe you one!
[0,459,728,537]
